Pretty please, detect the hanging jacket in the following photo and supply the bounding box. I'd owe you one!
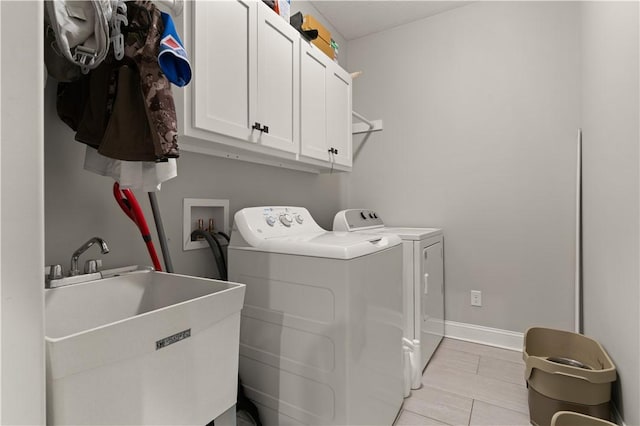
[119,0,179,159]
[56,0,179,161]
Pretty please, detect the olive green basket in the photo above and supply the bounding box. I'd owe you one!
[523,327,616,426]
[551,411,617,426]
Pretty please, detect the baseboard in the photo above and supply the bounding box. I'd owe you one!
[444,320,524,352]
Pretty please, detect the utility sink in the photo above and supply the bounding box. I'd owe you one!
[45,268,245,425]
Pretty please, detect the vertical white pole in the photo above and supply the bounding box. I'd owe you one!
[575,129,582,333]
[0,0,3,419]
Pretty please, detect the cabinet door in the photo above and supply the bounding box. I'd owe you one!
[300,43,328,161]
[192,0,257,143]
[326,64,352,167]
[255,4,299,153]
[420,241,444,369]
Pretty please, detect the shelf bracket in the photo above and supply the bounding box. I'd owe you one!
[352,111,383,134]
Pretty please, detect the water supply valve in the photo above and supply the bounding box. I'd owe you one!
[84,259,103,274]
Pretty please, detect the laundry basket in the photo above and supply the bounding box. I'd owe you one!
[523,327,616,426]
[551,411,617,426]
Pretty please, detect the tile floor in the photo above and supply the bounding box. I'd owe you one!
[395,338,531,426]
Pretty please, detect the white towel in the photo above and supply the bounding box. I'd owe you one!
[83,146,177,192]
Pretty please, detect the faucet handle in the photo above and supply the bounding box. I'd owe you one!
[84,259,103,274]
[48,264,64,281]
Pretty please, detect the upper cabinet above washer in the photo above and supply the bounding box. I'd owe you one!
[300,41,352,167]
[255,5,300,154]
[174,0,352,173]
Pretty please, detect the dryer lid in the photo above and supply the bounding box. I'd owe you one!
[372,227,442,241]
[333,209,441,241]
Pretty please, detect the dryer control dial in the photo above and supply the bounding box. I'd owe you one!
[279,213,293,227]
[295,214,304,224]
[265,216,277,226]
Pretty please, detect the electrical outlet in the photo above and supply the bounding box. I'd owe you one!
[471,290,482,307]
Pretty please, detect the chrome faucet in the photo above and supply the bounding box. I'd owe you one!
[69,237,110,276]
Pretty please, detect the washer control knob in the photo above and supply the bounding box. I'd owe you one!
[360,212,367,220]
[279,213,293,227]
[295,214,304,224]
[373,212,378,218]
[369,213,375,218]
[265,216,277,226]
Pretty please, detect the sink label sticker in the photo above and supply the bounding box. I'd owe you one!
[156,329,191,350]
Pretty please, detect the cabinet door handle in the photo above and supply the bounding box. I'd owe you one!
[252,122,269,133]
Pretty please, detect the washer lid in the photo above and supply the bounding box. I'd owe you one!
[251,231,402,259]
[374,227,442,241]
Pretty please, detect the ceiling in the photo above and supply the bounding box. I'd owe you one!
[308,1,472,41]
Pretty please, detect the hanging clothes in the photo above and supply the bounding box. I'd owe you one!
[84,146,177,192]
[44,0,112,75]
[120,1,179,158]
[158,11,191,87]
[56,0,179,162]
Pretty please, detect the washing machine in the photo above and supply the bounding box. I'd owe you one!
[333,209,444,373]
[228,206,404,426]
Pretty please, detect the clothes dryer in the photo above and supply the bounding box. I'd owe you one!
[333,209,444,373]
[228,206,404,426]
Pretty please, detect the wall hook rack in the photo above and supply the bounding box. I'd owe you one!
[352,111,383,135]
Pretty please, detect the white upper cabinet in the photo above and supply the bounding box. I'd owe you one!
[300,44,328,161]
[255,5,300,153]
[300,42,352,167]
[326,64,352,167]
[177,0,352,172]
[192,0,257,143]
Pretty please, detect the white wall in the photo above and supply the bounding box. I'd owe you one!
[0,1,45,424]
[346,1,581,333]
[44,85,343,278]
[581,2,639,425]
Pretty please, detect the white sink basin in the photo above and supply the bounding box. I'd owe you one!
[45,269,245,425]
